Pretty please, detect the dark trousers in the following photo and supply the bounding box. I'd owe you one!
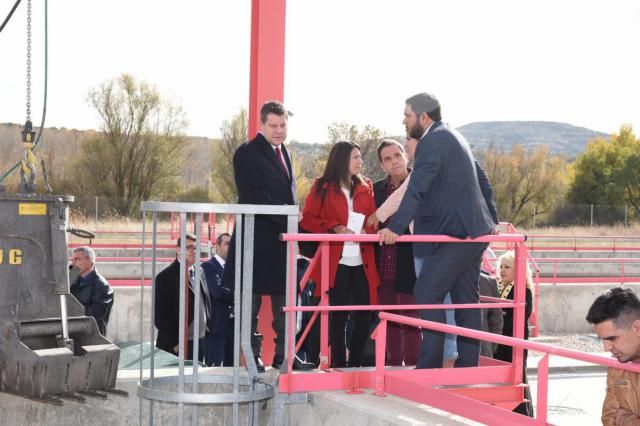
[329,265,371,368]
[377,283,421,366]
[414,242,487,369]
[186,338,205,362]
[251,294,286,363]
[204,319,234,366]
[297,296,321,365]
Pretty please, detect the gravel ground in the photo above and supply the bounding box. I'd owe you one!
[529,333,604,356]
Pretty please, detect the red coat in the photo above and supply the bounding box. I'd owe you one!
[300,178,380,304]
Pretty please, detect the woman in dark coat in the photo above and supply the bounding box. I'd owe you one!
[494,250,534,417]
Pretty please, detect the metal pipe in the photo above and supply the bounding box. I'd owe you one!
[59,294,69,340]
[232,213,242,426]
[21,317,92,337]
[241,214,256,425]
[149,212,158,425]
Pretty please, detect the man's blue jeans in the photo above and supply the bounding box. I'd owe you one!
[414,257,458,361]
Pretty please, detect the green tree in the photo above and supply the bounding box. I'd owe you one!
[75,74,188,216]
[326,122,385,182]
[618,151,640,217]
[210,108,248,203]
[569,125,639,210]
[482,144,570,226]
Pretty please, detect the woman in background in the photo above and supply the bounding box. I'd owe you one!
[300,141,380,368]
[494,250,534,417]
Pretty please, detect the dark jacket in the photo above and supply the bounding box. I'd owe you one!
[202,256,233,335]
[478,273,503,357]
[70,269,113,336]
[154,259,209,354]
[373,177,416,294]
[222,133,296,295]
[494,284,533,362]
[387,122,498,258]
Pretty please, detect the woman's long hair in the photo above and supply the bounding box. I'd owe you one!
[316,141,365,197]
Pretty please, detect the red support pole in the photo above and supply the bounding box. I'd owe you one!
[374,320,387,397]
[535,354,549,424]
[512,244,526,385]
[286,241,296,377]
[319,242,331,369]
[532,269,540,337]
[248,0,287,138]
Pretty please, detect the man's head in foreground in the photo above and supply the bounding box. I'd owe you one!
[586,287,640,363]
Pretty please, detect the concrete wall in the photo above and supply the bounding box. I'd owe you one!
[536,283,640,333]
[106,283,640,344]
[98,259,640,282]
[99,262,171,280]
[0,370,272,426]
[106,287,152,343]
[0,369,474,426]
[528,250,640,259]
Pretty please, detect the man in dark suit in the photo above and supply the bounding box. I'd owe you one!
[155,234,211,361]
[379,92,499,369]
[223,100,312,372]
[202,233,234,366]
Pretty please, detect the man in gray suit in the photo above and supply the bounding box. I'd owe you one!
[379,92,498,369]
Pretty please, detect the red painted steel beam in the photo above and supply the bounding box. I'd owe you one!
[248,0,287,138]
[384,376,538,425]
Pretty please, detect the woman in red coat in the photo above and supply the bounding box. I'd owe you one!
[300,141,380,368]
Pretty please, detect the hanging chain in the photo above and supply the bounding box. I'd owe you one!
[26,0,32,121]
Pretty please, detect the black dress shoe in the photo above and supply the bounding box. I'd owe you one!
[292,356,315,371]
[272,355,315,371]
[254,356,265,373]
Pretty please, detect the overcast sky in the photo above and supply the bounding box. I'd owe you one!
[1,0,638,143]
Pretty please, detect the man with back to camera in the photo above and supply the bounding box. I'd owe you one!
[378,92,499,369]
[586,287,640,425]
[222,100,313,372]
[70,246,114,336]
[202,232,234,366]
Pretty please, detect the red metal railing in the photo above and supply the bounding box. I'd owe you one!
[373,312,640,425]
[278,232,640,424]
[280,232,536,423]
[532,257,640,285]
[170,211,233,239]
[526,235,640,252]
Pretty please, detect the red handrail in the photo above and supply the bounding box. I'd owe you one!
[280,232,533,424]
[375,311,640,425]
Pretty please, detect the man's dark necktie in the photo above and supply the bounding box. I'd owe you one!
[275,146,289,178]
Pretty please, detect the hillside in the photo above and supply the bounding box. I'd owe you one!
[0,123,218,190]
[1,120,610,194]
[456,121,609,158]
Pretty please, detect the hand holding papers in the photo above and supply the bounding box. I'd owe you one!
[342,212,365,257]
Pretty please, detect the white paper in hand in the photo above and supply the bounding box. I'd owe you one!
[342,212,365,257]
